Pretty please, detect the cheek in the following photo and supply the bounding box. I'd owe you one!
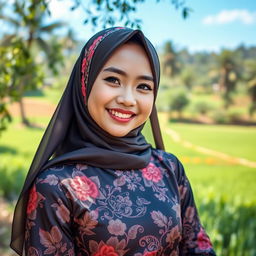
[139,95,154,117]
[88,85,115,113]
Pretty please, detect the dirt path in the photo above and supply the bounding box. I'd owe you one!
[8,98,56,117]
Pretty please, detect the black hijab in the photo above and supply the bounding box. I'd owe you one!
[10,27,164,255]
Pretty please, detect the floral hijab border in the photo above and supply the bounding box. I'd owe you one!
[81,27,124,104]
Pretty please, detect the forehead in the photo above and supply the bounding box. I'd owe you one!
[102,42,153,75]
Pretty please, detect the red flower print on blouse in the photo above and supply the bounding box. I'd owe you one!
[144,251,158,256]
[197,227,213,250]
[27,184,38,215]
[70,176,98,201]
[94,244,118,256]
[142,163,162,183]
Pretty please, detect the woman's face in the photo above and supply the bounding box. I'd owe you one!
[88,42,154,137]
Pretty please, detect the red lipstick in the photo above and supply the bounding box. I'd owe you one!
[107,108,135,123]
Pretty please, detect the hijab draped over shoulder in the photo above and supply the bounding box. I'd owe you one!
[11,27,164,255]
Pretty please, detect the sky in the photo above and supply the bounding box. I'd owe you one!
[47,0,256,52]
[0,0,255,52]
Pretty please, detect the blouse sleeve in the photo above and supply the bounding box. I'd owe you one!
[174,158,216,255]
[24,171,75,256]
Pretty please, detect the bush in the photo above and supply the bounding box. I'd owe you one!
[210,110,229,124]
[227,109,244,123]
[192,100,214,115]
[0,162,26,201]
[199,195,256,256]
[169,90,190,117]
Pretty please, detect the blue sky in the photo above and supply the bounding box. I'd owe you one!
[47,0,256,52]
[1,0,255,52]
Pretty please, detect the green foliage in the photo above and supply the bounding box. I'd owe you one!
[0,0,66,128]
[210,110,230,124]
[72,0,191,28]
[199,195,256,256]
[162,41,181,77]
[226,109,244,123]
[169,90,190,116]
[192,100,214,115]
[0,38,44,133]
[179,66,195,90]
[0,163,26,200]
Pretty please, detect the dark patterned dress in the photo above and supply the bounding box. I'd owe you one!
[25,149,216,256]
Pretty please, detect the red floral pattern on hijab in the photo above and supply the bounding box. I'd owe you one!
[81,27,124,103]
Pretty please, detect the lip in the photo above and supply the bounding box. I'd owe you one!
[107,108,136,123]
[108,108,136,115]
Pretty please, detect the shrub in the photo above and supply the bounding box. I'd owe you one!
[198,195,256,256]
[0,162,27,201]
[227,109,244,123]
[169,91,190,117]
[192,100,214,115]
[210,110,229,124]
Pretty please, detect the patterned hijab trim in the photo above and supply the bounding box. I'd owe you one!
[81,27,124,103]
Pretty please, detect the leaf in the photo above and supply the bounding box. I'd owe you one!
[41,174,58,185]
[89,240,99,254]
[107,236,119,247]
[51,226,62,243]
[151,211,168,228]
[39,228,54,248]
[128,225,143,239]
[136,197,151,206]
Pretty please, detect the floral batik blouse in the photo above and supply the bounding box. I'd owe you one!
[25,149,216,256]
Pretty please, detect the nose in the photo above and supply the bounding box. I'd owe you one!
[116,87,136,106]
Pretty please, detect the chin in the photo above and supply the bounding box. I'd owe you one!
[109,131,128,137]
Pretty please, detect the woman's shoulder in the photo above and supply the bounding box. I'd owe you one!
[151,148,186,180]
[152,148,181,165]
[36,163,79,185]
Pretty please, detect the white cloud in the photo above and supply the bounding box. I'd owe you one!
[203,9,256,25]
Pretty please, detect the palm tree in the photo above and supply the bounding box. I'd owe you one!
[0,0,65,126]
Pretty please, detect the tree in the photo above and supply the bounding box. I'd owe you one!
[244,59,256,116]
[0,38,45,127]
[217,49,238,109]
[169,91,190,118]
[180,67,195,90]
[0,0,65,126]
[67,0,191,28]
[162,41,180,77]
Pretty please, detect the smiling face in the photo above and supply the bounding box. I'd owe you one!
[87,42,154,137]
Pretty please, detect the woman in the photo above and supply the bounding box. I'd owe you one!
[11,27,216,256]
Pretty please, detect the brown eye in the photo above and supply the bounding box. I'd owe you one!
[104,76,120,85]
[137,83,153,91]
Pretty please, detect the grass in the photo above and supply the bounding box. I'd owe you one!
[157,119,256,203]
[167,123,256,162]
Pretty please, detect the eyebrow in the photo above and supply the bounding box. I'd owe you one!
[103,66,154,82]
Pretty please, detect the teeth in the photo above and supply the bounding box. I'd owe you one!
[109,109,132,119]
